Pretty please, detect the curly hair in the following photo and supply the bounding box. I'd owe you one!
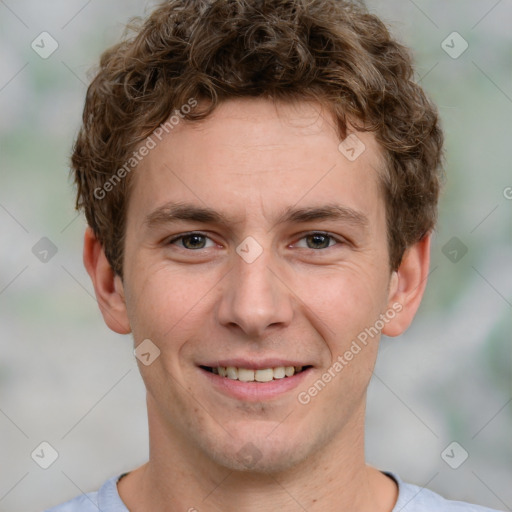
[72,0,444,276]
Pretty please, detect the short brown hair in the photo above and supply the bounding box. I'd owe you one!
[72,0,443,276]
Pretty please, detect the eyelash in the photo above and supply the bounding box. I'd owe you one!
[167,231,343,251]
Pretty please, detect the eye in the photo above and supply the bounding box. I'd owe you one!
[168,232,215,250]
[295,232,340,250]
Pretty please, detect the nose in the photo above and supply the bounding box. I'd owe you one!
[216,245,294,338]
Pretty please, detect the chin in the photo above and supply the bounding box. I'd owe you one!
[211,445,308,474]
[203,426,315,475]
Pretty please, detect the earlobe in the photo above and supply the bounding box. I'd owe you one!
[382,233,431,337]
[83,227,131,335]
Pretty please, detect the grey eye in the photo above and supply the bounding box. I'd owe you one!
[296,233,338,250]
[170,233,214,250]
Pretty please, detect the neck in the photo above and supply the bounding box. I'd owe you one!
[119,397,397,512]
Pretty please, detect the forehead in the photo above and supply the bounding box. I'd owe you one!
[128,97,385,229]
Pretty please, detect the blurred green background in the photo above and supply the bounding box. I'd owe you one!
[0,1,511,511]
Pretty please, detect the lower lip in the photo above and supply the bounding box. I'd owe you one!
[199,367,312,401]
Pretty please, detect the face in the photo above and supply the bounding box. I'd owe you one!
[115,98,402,472]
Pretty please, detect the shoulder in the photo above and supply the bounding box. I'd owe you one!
[388,472,504,512]
[44,475,128,512]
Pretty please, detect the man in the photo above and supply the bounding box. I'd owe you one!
[47,0,502,510]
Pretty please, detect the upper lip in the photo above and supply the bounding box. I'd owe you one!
[199,359,312,370]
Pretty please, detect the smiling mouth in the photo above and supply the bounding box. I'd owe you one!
[200,365,312,382]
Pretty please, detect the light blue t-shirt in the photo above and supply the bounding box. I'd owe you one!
[45,472,504,511]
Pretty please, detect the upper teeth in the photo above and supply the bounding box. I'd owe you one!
[213,366,303,382]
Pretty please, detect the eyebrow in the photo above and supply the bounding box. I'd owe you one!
[144,201,369,231]
[275,204,368,229]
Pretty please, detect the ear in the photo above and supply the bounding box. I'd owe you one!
[83,227,131,335]
[381,233,431,337]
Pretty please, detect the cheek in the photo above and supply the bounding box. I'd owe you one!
[303,269,389,403]
[295,262,390,342]
[124,260,227,359]
[125,264,197,340]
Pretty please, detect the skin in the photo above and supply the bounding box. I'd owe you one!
[84,97,431,511]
